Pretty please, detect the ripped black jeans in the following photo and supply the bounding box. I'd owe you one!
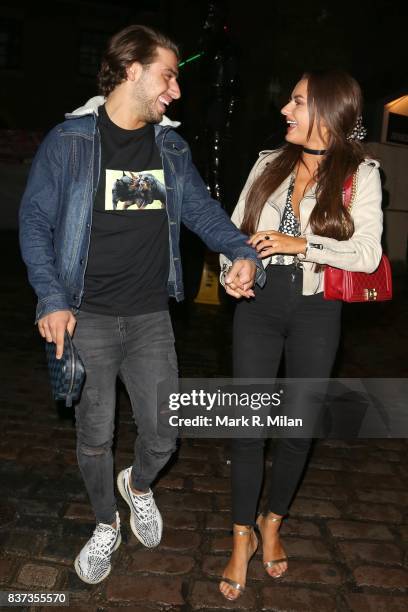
[73,310,179,524]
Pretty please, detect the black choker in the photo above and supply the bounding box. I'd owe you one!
[302,147,327,155]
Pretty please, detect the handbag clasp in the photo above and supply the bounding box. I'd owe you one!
[365,288,378,301]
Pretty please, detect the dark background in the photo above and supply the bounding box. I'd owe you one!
[1,0,406,298]
[1,0,406,198]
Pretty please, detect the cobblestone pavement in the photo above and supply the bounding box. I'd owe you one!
[1,232,407,611]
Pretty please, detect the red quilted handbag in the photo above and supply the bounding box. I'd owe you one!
[324,173,392,302]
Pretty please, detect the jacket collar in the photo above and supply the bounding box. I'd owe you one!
[268,173,293,206]
[267,172,316,206]
[65,95,181,128]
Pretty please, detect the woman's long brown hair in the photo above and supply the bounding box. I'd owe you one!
[241,70,367,240]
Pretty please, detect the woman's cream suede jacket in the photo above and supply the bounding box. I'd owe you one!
[220,149,383,295]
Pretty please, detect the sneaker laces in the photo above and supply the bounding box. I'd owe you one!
[129,490,155,523]
[88,524,117,558]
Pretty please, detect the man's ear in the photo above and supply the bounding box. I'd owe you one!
[126,61,144,83]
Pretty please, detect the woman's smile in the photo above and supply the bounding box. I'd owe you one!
[286,119,298,132]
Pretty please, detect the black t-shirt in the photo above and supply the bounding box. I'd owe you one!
[81,105,169,316]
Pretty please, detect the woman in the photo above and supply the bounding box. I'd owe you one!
[219,70,383,601]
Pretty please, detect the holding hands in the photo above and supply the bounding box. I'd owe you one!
[222,230,307,300]
[224,259,257,299]
[248,230,307,258]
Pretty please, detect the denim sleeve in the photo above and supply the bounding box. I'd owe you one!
[19,128,70,321]
[180,147,265,286]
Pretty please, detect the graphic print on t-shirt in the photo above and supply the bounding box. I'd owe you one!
[106,169,166,211]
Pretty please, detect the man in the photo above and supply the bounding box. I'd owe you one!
[19,25,264,585]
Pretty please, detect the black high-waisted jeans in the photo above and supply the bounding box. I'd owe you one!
[231,264,342,524]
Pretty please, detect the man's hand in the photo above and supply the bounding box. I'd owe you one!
[38,310,77,359]
[248,230,307,257]
[224,259,257,299]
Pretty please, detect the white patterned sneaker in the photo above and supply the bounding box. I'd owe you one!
[117,467,162,548]
[74,511,121,584]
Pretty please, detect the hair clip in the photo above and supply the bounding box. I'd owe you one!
[347,115,367,141]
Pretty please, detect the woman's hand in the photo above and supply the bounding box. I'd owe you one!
[223,260,256,299]
[247,230,307,258]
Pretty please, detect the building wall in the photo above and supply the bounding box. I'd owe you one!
[369,142,408,265]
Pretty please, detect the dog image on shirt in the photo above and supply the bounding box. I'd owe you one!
[111,171,166,210]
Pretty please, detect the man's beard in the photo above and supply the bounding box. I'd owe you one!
[134,79,163,124]
[139,97,162,124]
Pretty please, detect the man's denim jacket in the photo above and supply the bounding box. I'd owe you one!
[19,97,265,321]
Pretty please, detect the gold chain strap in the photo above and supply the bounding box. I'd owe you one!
[346,168,359,212]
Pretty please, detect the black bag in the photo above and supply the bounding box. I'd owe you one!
[45,331,85,407]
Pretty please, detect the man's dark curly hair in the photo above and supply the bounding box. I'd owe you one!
[98,25,180,97]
